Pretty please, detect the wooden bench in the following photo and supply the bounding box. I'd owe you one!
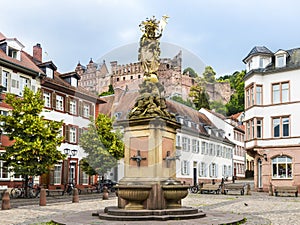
[46,189,65,196]
[78,187,97,194]
[223,183,246,195]
[200,184,220,194]
[274,186,298,197]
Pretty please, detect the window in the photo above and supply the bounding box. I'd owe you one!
[201,142,206,154]
[70,127,77,143]
[182,137,190,151]
[256,119,262,138]
[0,153,8,179]
[19,76,30,94]
[209,143,214,155]
[56,95,64,111]
[1,71,9,89]
[46,67,53,79]
[272,82,289,104]
[43,92,51,108]
[272,116,290,138]
[70,99,77,115]
[8,47,18,59]
[192,140,199,153]
[223,165,228,177]
[276,55,285,68]
[181,160,190,175]
[272,156,292,179]
[209,163,218,177]
[83,103,90,117]
[176,135,181,147]
[82,171,88,184]
[256,85,262,105]
[198,162,207,177]
[54,164,62,184]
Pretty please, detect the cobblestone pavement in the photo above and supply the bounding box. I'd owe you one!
[1,190,300,225]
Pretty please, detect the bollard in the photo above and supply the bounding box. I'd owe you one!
[72,188,79,203]
[39,188,46,206]
[269,183,273,196]
[1,191,11,210]
[246,183,251,195]
[102,186,109,200]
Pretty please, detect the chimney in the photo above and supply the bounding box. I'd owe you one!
[33,43,42,63]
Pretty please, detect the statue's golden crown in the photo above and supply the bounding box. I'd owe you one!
[139,16,159,33]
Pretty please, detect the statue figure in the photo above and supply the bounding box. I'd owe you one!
[138,16,169,80]
[128,15,175,121]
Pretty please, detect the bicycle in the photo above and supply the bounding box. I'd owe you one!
[64,183,75,195]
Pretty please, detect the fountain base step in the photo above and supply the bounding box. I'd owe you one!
[96,206,206,221]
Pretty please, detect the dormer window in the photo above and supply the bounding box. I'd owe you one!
[70,77,78,87]
[8,47,20,60]
[46,67,53,79]
[275,50,288,68]
[276,55,285,68]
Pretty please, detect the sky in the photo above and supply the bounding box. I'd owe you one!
[1,0,300,76]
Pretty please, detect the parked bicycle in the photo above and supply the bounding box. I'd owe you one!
[64,182,75,195]
[9,185,38,198]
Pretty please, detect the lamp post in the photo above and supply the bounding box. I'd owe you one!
[64,148,78,184]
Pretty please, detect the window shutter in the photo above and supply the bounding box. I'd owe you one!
[78,101,83,117]
[64,125,70,142]
[222,165,224,177]
[49,167,54,185]
[209,164,212,177]
[204,163,207,177]
[187,161,190,175]
[52,92,56,109]
[90,103,94,118]
[65,96,70,113]
[216,164,218,178]
[62,160,69,185]
[181,161,184,175]
[79,160,83,185]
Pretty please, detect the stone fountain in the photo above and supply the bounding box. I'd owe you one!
[98,16,205,221]
[96,16,245,224]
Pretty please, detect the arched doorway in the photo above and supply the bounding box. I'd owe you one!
[257,158,262,189]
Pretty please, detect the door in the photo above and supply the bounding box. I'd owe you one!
[257,158,262,188]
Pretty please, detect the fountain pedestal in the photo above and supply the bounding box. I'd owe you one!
[117,117,185,210]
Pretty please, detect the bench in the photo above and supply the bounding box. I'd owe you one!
[274,186,298,197]
[46,189,65,196]
[78,187,97,194]
[223,183,246,195]
[200,184,220,194]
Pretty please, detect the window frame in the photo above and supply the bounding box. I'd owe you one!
[272,156,292,179]
[272,82,290,104]
[272,116,290,138]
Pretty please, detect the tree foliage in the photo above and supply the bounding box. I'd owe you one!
[189,84,210,110]
[99,84,114,97]
[225,70,245,116]
[183,67,198,78]
[0,87,64,196]
[209,100,227,116]
[202,66,216,83]
[170,95,195,108]
[79,113,124,176]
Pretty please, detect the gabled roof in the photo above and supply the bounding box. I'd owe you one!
[59,71,80,80]
[0,49,44,76]
[37,61,57,71]
[243,46,273,63]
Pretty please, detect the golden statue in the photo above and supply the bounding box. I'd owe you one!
[138,15,169,81]
[129,15,174,120]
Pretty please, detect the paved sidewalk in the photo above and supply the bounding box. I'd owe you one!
[1,191,300,225]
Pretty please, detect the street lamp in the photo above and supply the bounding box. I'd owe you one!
[64,148,78,184]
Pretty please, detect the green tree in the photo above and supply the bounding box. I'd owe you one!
[79,113,124,181]
[225,70,245,115]
[99,84,114,96]
[210,100,227,115]
[0,87,64,197]
[202,66,216,83]
[189,84,210,110]
[183,67,198,78]
[170,95,195,108]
